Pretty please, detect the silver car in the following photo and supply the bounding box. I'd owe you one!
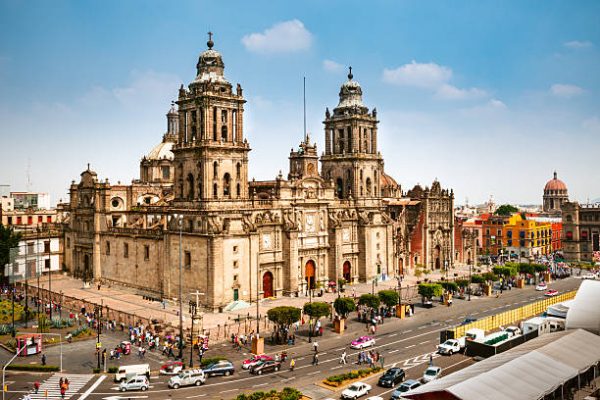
[119,376,149,392]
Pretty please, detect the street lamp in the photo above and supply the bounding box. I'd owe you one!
[468,261,472,301]
[94,302,102,370]
[188,300,197,368]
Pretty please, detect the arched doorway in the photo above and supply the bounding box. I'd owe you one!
[305,260,316,290]
[434,245,441,270]
[398,258,404,276]
[343,261,351,282]
[262,271,273,298]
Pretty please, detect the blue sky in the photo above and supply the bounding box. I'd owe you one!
[1,0,599,205]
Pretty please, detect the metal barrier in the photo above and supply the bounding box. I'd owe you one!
[452,290,577,338]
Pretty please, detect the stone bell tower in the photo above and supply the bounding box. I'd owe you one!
[321,67,384,199]
[172,33,250,206]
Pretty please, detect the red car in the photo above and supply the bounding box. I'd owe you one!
[545,289,559,297]
[241,355,273,370]
[160,361,184,375]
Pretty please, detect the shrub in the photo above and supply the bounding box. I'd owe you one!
[418,283,443,300]
[92,367,101,373]
[108,366,118,373]
[71,326,92,337]
[324,367,382,386]
[6,364,59,372]
[51,317,74,329]
[440,281,459,292]
[235,387,303,400]
[482,272,498,282]
[455,279,470,288]
[358,294,380,310]
[471,274,485,284]
[0,324,14,335]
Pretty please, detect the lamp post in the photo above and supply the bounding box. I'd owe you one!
[188,300,197,368]
[468,261,472,301]
[94,302,102,370]
[308,279,313,343]
[177,215,184,361]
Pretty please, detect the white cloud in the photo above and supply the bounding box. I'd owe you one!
[488,99,507,109]
[582,116,600,132]
[323,59,344,73]
[435,84,487,100]
[242,20,312,54]
[383,60,487,101]
[563,40,593,49]
[383,61,452,89]
[550,83,584,98]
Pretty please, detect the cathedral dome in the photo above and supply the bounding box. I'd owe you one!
[193,32,229,85]
[336,67,368,112]
[380,172,399,189]
[147,137,174,161]
[544,172,567,192]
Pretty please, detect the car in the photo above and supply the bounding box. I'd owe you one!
[504,326,522,337]
[378,367,406,387]
[119,376,149,392]
[460,317,478,326]
[341,382,372,399]
[249,359,282,375]
[159,361,184,375]
[203,360,235,377]
[365,397,384,400]
[350,336,375,349]
[580,273,597,280]
[391,379,421,399]
[545,289,558,297]
[535,282,548,291]
[422,366,442,383]
[168,369,206,389]
[241,355,273,369]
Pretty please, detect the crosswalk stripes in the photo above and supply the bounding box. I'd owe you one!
[402,352,440,369]
[24,373,94,400]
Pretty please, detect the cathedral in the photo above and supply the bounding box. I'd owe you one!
[62,36,456,310]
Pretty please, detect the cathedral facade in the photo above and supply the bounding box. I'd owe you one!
[62,38,455,310]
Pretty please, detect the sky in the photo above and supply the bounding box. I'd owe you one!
[0,0,599,206]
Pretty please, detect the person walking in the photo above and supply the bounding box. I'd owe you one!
[340,349,347,365]
[41,353,46,366]
[312,352,319,366]
[289,358,295,371]
[33,381,40,394]
[313,341,319,352]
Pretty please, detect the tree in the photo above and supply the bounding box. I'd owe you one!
[470,274,485,284]
[493,265,517,277]
[267,306,301,344]
[333,297,356,319]
[482,272,498,282]
[377,290,399,308]
[455,279,470,288]
[494,204,518,216]
[303,302,330,321]
[358,294,380,310]
[440,281,458,293]
[0,226,22,284]
[418,283,443,301]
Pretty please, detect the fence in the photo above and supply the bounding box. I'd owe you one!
[451,290,577,338]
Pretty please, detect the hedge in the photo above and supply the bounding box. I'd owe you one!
[484,333,509,346]
[324,367,382,387]
[235,387,303,400]
[108,366,118,373]
[6,364,60,372]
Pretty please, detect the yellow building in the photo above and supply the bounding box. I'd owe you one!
[503,213,552,259]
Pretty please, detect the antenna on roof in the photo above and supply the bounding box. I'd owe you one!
[303,76,307,142]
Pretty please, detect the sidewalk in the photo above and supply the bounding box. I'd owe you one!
[27,264,479,342]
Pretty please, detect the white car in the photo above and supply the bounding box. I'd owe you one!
[365,397,384,400]
[535,282,548,291]
[581,273,597,280]
[422,366,442,383]
[341,382,372,399]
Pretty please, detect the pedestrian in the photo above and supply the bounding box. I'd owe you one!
[429,353,433,366]
[59,377,64,390]
[312,352,319,366]
[290,358,295,371]
[60,386,66,399]
[34,381,40,394]
[41,353,46,365]
[340,350,347,365]
[313,341,319,352]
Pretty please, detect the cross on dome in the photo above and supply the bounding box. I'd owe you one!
[348,66,353,80]
[207,31,214,49]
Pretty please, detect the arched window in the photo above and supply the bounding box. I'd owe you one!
[223,173,231,197]
[187,173,194,200]
[566,231,573,240]
[221,125,228,141]
[197,174,203,199]
[213,161,218,179]
[236,183,241,197]
[236,163,241,179]
[366,177,372,196]
[213,183,218,198]
[336,178,344,199]
[566,215,573,223]
[212,107,217,140]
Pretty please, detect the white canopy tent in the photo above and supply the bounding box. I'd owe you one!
[566,280,600,334]
[405,329,600,400]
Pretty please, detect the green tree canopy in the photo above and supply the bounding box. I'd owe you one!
[377,290,399,308]
[303,302,330,321]
[455,279,470,288]
[470,274,486,284]
[0,226,22,284]
[333,297,356,319]
[267,306,301,330]
[418,283,443,300]
[494,204,519,216]
[482,272,499,282]
[440,281,459,292]
[358,293,380,310]
[493,265,517,277]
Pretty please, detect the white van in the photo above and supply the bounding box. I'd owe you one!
[115,364,150,382]
[168,369,206,388]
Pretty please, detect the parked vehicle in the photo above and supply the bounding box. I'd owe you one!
[391,380,421,399]
[536,282,548,291]
[119,375,149,392]
[241,355,273,369]
[422,366,442,383]
[341,382,372,399]
[350,336,376,349]
[168,369,206,389]
[119,341,132,355]
[460,317,478,326]
[437,338,465,355]
[250,360,282,375]
[544,289,558,297]
[504,326,522,337]
[160,361,184,375]
[378,368,406,387]
[114,364,150,383]
[203,360,235,377]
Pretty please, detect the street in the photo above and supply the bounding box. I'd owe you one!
[2,276,581,400]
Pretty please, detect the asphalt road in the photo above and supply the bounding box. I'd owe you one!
[2,276,581,400]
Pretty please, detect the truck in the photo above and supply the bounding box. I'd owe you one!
[465,328,485,342]
[437,337,465,355]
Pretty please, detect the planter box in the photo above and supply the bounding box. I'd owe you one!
[334,318,345,334]
[516,279,525,289]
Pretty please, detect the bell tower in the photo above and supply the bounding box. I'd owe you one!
[172,33,250,206]
[321,67,383,199]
